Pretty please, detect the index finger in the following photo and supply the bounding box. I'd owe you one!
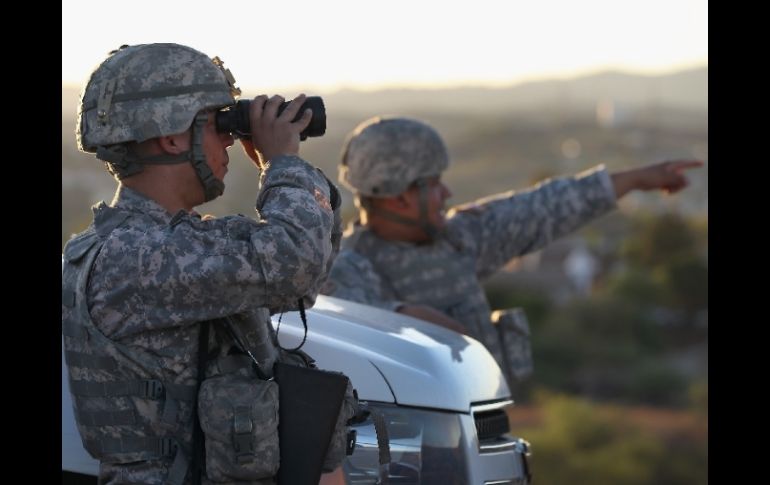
[277,93,307,121]
[667,160,705,172]
[248,95,269,125]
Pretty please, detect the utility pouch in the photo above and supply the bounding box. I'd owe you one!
[197,372,279,482]
[493,308,534,381]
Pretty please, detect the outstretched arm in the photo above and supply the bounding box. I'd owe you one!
[611,160,703,198]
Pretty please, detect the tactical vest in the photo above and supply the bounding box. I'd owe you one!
[64,205,359,484]
[62,209,201,484]
[345,226,535,384]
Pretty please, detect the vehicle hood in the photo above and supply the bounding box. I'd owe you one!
[278,296,510,412]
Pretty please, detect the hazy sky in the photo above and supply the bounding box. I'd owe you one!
[62,0,707,93]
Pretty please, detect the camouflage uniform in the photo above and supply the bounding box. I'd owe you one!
[62,44,350,485]
[323,117,617,381]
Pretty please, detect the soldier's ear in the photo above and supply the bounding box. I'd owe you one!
[157,132,190,155]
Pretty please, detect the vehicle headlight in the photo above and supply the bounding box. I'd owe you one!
[344,402,469,484]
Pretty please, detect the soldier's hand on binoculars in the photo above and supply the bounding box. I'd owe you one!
[244,94,312,165]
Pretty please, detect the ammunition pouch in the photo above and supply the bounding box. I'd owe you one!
[197,370,280,482]
[493,308,534,382]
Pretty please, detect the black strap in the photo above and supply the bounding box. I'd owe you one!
[276,299,309,352]
[69,379,196,400]
[65,351,118,370]
[191,321,210,485]
[346,402,390,479]
[85,436,178,457]
[82,83,229,111]
[369,409,392,478]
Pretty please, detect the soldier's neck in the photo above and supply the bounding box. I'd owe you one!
[121,172,200,215]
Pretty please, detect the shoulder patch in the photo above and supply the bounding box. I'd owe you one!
[314,187,332,211]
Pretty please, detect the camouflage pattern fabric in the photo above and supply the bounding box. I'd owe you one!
[323,165,617,382]
[492,308,534,381]
[77,43,236,152]
[197,371,280,481]
[64,154,342,485]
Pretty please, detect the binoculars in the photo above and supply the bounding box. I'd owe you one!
[215,96,326,141]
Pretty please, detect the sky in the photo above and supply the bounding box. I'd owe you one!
[62,0,707,94]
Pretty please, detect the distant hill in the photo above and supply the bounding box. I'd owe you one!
[62,66,707,119]
[324,67,707,115]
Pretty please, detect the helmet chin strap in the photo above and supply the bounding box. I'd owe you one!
[364,179,440,241]
[188,112,224,202]
[95,113,224,202]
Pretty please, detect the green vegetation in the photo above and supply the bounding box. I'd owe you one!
[494,211,707,484]
[514,391,708,485]
[489,212,707,407]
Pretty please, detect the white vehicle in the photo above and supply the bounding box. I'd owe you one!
[63,296,532,484]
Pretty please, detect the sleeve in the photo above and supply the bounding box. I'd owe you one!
[447,164,617,279]
[302,168,344,308]
[98,155,340,329]
[321,250,404,313]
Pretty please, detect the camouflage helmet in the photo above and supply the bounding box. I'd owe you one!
[76,43,239,153]
[339,116,450,197]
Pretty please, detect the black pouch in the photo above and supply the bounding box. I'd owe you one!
[197,372,280,482]
[273,362,349,485]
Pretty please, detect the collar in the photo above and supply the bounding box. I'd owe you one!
[108,185,176,225]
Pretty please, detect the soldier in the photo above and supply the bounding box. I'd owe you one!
[62,43,352,484]
[321,116,702,385]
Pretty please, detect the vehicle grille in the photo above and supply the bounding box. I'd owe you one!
[474,409,510,441]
